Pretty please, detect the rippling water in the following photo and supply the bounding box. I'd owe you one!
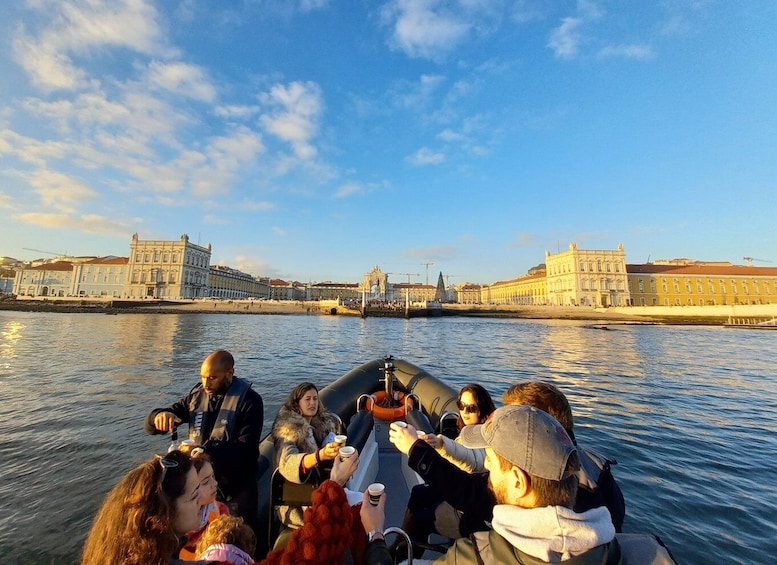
[1,312,776,564]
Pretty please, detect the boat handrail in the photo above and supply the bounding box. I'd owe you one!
[438,410,460,438]
[405,393,421,413]
[384,527,414,565]
[356,393,375,412]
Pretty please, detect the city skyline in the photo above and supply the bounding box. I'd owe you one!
[2,1,776,284]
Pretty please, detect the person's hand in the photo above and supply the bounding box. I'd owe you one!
[360,490,386,534]
[423,433,443,449]
[388,422,419,455]
[330,450,359,486]
[153,411,181,433]
[319,442,340,461]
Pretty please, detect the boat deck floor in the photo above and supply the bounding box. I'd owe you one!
[375,447,410,529]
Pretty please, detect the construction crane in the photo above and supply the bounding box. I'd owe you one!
[422,262,435,286]
[396,272,419,284]
[22,247,69,257]
[444,274,460,287]
[742,256,771,266]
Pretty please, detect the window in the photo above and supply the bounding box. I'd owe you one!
[597,261,602,272]
[172,253,178,263]
[720,279,726,293]
[580,262,585,271]
[650,279,656,293]
[731,280,737,294]
[144,253,150,262]
[153,251,159,261]
[674,281,679,293]
[662,280,668,293]
[615,264,620,272]
[638,279,644,293]
[753,281,760,294]
[640,297,646,306]
[163,254,168,262]
[135,253,140,262]
[588,262,593,271]
[582,280,588,290]
[697,279,702,293]
[708,280,715,293]
[743,282,749,295]
[685,280,691,293]
[606,263,611,272]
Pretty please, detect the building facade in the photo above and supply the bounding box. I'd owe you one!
[71,256,129,298]
[13,261,75,297]
[545,243,630,307]
[627,262,777,306]
[126,233,211,299]
[307,281,360,301]
[208,265,270,299]
[481,273,547,305]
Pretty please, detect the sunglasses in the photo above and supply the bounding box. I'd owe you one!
[156,455,179,483]
[457,401,479,414]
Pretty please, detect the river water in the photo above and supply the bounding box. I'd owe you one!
[0,311,775,564]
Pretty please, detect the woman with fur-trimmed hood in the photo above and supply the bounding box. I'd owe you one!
[271,382,346,533]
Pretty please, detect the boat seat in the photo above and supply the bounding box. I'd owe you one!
[404,409,434,435]
[267,467,321,550]
[346,409,374,454]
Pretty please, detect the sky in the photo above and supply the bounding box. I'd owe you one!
[1,1,776,285]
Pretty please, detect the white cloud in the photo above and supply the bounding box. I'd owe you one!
[510,232,537,248]
[598,44,654,60]
[13,0,170,92]
[272,226,286,236]
[214,105,261,119]
[241,200,274,211]
[548,17,585,59]
[28,170,98,213]
[259,81,323,160]
[0,191,13,208]
[382,0,470,61]
[547,0,603,60]
[333,182,363,198]
[147,61,217,102]
[203,214,227,225]
[438,129,467,142]
[16,212,130,236]
[407,147,445,166]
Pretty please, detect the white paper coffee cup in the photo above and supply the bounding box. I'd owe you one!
[334,434,347,446]
[338,445,356,461]
[392,421,407,429]
[367,482,385,506]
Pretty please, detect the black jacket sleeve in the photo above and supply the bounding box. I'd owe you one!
[364,539,394,565]
[407,440,494,535]
[143,388,197,435]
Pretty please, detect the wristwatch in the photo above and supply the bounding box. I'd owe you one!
[367,528,384,543]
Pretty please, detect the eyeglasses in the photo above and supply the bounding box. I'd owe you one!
[156,455,179,483]
[457,402,479,414]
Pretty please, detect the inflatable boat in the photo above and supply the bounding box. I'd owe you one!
[254,356,677,564]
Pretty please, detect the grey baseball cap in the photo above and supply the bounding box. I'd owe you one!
[460,405,577,481]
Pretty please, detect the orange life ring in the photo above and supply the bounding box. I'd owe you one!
[366,391,415,421]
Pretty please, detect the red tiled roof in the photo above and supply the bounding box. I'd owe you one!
[84,256,129,265]
[627,264,777,276]
[29,261,74,271]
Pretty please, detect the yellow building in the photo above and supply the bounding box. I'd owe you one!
[308,281,360,301]
[480,274,546,305]
[627,262,777,306]
[208,265,270,299]
[545,243,630,307]
[455,283,483,304]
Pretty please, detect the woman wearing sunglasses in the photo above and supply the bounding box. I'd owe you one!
[81,450,204,565]
[424,383,496,473]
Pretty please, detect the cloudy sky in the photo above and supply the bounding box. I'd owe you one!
[2,0,775,284]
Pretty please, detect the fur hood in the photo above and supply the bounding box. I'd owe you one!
[271,405,340,453]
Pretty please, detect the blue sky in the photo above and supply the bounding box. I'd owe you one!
[2,1,776,284]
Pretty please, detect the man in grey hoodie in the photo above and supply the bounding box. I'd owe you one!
[388,404,622,564]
